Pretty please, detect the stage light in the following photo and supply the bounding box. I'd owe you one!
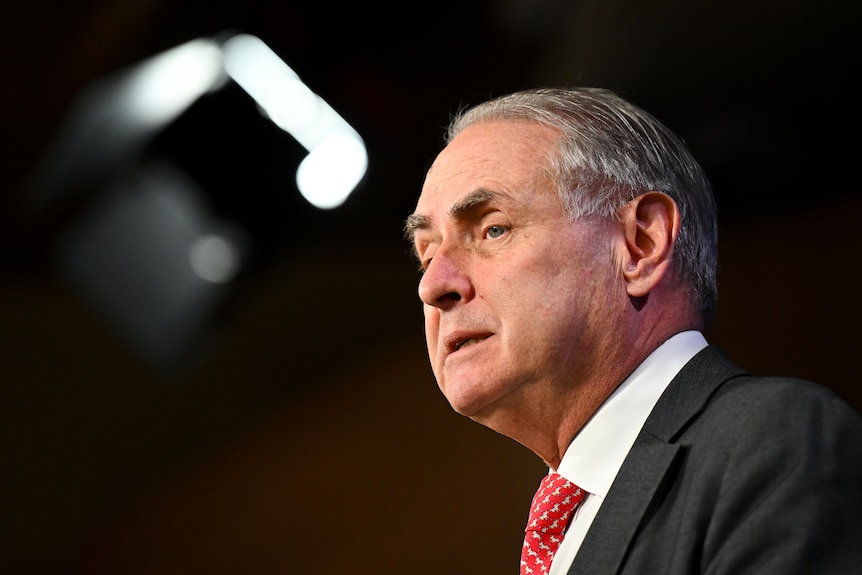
[295,133,369,209]
[25,38,227,211]
[27,32,368,371]
[123,38,227,129]
[221,33,368,209]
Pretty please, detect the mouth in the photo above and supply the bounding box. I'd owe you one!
[456,336,487,351]
[446,332,492,354]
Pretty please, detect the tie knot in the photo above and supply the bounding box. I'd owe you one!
[525,473,584,535]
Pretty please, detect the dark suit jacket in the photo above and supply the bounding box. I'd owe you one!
[567,345,862,574]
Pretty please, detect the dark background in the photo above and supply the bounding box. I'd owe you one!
[2,1,860,573]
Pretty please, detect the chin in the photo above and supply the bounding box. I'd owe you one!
[445,396,481,417]
[446,390,505,422]
[442,389,488,418]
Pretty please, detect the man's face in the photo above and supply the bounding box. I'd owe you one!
[409,120,620,429]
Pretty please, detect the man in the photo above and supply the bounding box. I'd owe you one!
[404,87,862,574]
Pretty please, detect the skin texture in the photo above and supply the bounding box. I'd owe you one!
[408,120,696,468]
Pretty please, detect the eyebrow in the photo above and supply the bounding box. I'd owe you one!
[403,213,430,243]
[404,189,498,244]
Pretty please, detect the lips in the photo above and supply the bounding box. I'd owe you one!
[445,331,493,354]
[456,336,487,350]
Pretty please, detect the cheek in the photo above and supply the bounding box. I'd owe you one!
[523,263,603,339]
[423,306,440,352]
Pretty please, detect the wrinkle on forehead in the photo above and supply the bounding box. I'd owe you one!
[406,121,560,247]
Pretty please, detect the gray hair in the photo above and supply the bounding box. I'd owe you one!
[447,87,718,320]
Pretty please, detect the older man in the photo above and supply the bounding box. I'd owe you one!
[405,87,862,574]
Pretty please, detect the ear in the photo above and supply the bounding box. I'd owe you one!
[618,191,680,298]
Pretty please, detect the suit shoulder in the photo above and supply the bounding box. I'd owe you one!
[710,374,860,427]
[685,374,862,469]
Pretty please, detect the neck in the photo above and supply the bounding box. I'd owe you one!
[529,305,702,468]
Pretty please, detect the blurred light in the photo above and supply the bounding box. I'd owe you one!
[123,39,227,129]
[28,32,370,372]
[25,38,228,210]
[29,33,366,212]
[296,133,369,209]
[54,162,234,371]
[189,234,241,284]
[265,76,322,134]
[221,33,367,209]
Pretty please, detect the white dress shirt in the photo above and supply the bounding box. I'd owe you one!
[548,330,708,575]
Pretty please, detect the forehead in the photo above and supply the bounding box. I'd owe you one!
[406,121,562,247]
[416,120,560,211]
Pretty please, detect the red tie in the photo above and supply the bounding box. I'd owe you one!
[520,473,586,575]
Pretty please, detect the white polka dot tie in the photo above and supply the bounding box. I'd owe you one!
[520,473,585,575]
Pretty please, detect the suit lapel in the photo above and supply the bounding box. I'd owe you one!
[565,346,748,574]
[567,434,681,574]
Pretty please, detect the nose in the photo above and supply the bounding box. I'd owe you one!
[418,249,474,309]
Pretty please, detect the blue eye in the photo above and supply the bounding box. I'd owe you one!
[486,225,507,239]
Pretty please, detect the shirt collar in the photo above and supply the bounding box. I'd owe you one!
[554,330,707,497]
